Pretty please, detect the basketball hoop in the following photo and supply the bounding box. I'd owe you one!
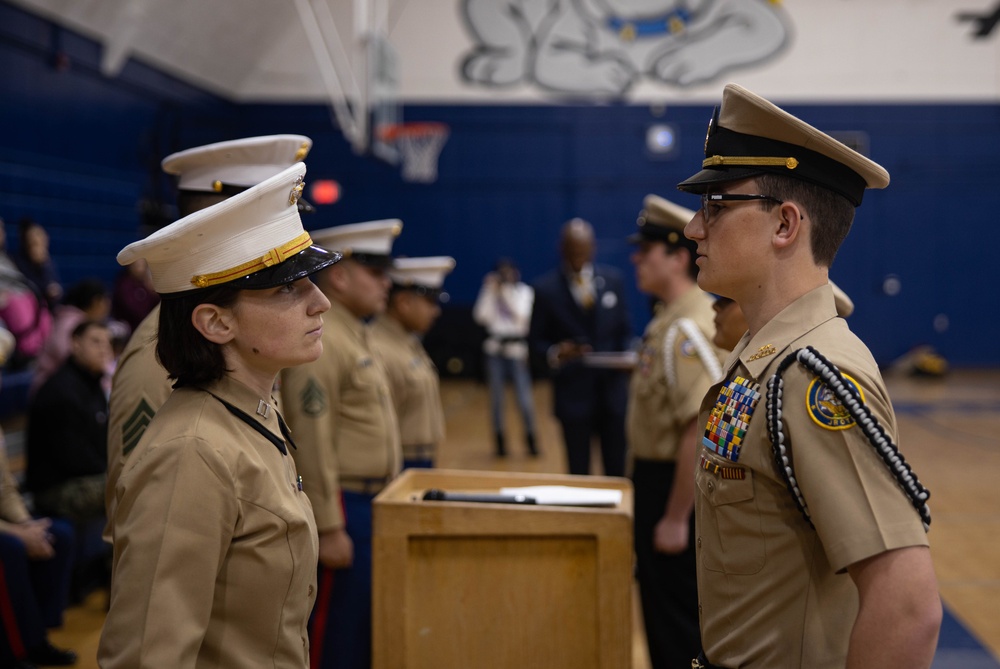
[379,122,449,183]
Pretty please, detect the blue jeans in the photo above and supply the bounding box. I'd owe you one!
[485,353,536,437]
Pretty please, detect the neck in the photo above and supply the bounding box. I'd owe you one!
[655,275,696,305]
[740,266,828,337]
[224,366,277,400]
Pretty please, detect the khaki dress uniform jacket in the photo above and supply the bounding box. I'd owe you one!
[627,288,722,463]
[104,305,171,539]
[99,374,318,669]
[694,284,928,668]
[370,314,444,461]
[280,300,400,531]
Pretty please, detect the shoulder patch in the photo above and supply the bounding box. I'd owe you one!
[806,373,866,430]
[300,378,327,417]
[122,398,156,456]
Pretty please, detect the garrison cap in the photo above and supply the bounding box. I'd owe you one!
[678,84,889,206]
[117,162,339,295]
[628,194,696,247]
[311,219,402,269]
[389,256,456,300]
[162,135,312,193]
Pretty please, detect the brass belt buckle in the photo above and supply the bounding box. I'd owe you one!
[691,659,706,669]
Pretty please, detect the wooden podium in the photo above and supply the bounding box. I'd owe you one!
[372,468,633,669]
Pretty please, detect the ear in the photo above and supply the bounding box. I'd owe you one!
[772,201,805,252]
[191,303,236,345]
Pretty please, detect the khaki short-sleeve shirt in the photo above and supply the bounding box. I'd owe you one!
[627,289,722,462]
[100,375,318,669]
[370,315,444,459]
[694,284,929,668]
[280,300,400,531]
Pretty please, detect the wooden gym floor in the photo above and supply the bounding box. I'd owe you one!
[50,370,1000,667]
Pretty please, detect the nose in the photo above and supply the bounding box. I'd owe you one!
[684,210,705,241]
[308,280,331,314]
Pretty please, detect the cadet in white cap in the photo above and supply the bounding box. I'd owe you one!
[104,134,315,543]
[679,84,939,669]
[371,256,456,469]
[99,163,340,669]
[279,218,402,669]
[625,194,724,669]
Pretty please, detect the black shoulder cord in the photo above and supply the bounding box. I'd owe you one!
[209,393,298,457]
[765,346,931,532]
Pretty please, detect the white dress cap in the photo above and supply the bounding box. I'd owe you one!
[162,134,312,192]
[311,219,403,264]
[118,162,335,294]
[389,256,456,290]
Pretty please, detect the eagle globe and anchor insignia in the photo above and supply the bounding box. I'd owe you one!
[806,373,865,430]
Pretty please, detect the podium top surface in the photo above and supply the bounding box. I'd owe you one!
[374,468,633,517]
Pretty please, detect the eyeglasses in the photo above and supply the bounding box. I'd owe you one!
[700,193,783,223]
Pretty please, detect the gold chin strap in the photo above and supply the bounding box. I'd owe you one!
[703,155,799,170]
[190,232,313,288]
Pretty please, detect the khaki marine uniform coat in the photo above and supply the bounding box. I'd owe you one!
[99,374,318,669]
[280,300,400,531]
[0,439,31,528]
[370,314,444,461]
[627,288,722,464]
[694,284,928,668]
[104,305,171,539]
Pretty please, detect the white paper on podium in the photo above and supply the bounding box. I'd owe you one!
[499,485,623,507]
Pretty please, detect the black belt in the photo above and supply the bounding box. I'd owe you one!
[490,336,526,345]
[691,652,728,669]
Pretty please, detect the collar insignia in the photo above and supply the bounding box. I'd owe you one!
[748,344,776,361]
[256,399,271,418]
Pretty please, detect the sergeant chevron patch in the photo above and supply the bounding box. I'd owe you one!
[122,398,156,456]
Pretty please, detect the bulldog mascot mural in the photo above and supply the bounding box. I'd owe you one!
[461,0,790,95]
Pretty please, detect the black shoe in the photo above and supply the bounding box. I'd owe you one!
[495,432,506,457]
[526,433,539,457]
[27,640,77,667]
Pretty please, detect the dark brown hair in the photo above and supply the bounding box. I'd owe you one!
[156,284,241,388]
[755,174,856,267]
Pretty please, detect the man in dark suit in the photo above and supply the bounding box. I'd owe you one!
[529,218,632,476]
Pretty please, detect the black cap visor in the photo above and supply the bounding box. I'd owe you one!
[229,244,341,291]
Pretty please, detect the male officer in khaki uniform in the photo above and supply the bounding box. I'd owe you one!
[371,256,455,469]
[679,84,940,668]
[280,219,402,669]
[625,194,723,669]
[104,135,313,540]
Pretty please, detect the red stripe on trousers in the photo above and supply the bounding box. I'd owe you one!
[310,490,347,668]
[0,560,26,658]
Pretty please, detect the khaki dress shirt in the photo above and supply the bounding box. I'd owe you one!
[627,289,722,463]
[370,314,444,460]
[280,300,400,531]
[99,374,318,669]
[694,284,929,668]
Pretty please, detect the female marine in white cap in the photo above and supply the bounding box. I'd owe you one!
[99,163,339,669]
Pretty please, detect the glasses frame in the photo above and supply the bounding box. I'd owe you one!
[700,193,784,223]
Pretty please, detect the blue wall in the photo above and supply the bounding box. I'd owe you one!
[2,2,997,367]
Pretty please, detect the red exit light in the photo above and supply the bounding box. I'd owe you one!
[310,179,341,205]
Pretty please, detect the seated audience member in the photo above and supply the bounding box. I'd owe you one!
[0,221,51,370]
[0,325,77,667]
[31,278,121,396]
[14,218,62,313]
[26,320,112,523]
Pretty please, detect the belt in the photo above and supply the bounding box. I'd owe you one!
[402,444,435,459]
[692,652,728,669]
[340,476,391,495]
